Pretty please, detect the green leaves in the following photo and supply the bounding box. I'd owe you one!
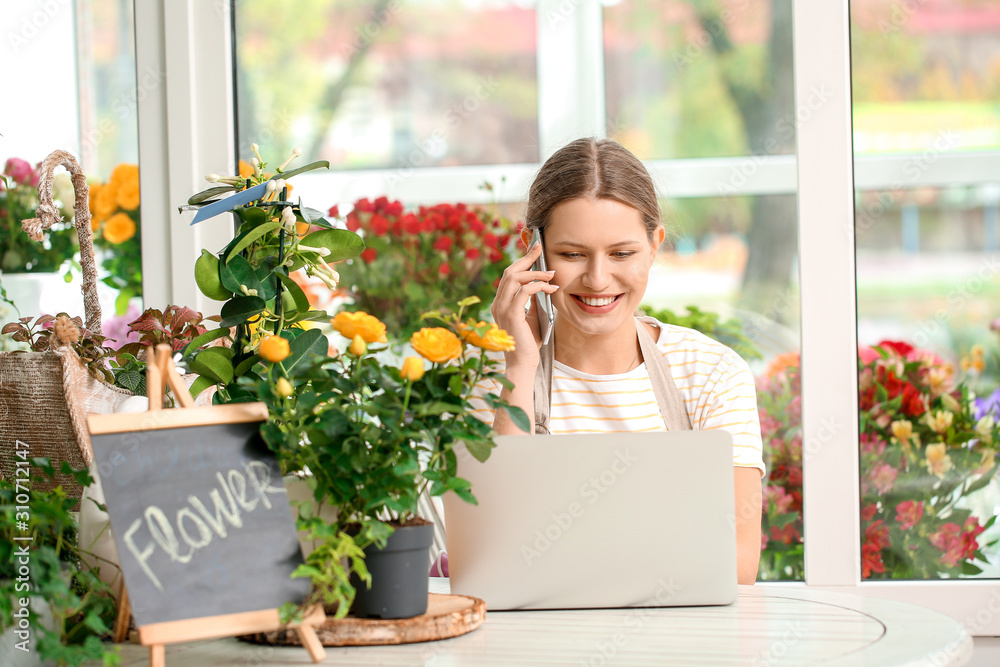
[228,221,282,260]
[187,184,235,205]
[195,250,232,301]
[299,228,365,262]
[219,296,266,328]
[273,159,330,181]
[188,347,235,384]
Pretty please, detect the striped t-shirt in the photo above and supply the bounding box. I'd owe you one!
[469,320,765,475]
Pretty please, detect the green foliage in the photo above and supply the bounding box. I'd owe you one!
[182,148,363,402]
[0,167,77,274]
[640,304,762,360]
[250,299,523,612]
[0,458,120,666]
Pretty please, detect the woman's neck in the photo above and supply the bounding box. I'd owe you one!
[553,317,643,375]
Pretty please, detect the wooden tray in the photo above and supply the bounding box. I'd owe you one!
[239,593,485,647]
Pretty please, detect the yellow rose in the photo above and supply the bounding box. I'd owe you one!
[924,443,953,479]
[259,335,290,363]
[331,311,387,343]
[411,327,462,364]
[116,176,140,211]
[93,181,118,223]
[400,356,425,382]
[103,212,136,244]
[461,320,515,352]
[349,334,367,356]
[109,163,138,190]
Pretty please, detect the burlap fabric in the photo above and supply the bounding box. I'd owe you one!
[0,150,132,498]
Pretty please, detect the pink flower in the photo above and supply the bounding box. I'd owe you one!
[858,345,881,364]
[860,432,886,456]
[764,485,794,515]
[929,523,963,568]
[4,157,35,186]
[869,463,898,495]
[894,500,924,530]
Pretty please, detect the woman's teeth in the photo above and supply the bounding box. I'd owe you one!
[579,296,616,306]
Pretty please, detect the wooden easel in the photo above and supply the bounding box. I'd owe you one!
[107,344,326,666]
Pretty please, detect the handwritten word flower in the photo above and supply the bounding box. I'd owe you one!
[331,311,387,344]
[411,327,462,364]
[260,336,290,363]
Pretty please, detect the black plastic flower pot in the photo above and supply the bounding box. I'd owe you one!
[350,522,434,619]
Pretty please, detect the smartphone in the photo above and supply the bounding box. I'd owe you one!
[530,229,556,345]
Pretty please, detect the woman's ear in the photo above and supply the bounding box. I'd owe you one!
[651,225,666,258]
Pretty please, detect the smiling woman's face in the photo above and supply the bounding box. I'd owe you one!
[541,197,665,339]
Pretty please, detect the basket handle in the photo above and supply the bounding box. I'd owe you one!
[21,150,103,335]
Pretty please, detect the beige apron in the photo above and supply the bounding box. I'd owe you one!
[532,316,694,434]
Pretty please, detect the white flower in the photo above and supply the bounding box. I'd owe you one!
[206,173,220,183]
[265,180,277,194]
[976,416,996,444]
[280,206,297,230]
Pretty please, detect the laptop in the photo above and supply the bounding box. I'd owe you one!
[443,431,737,610]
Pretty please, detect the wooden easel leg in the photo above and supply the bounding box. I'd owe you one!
[294,625,326,663]
[150,643,165,667]
[114,586,132,643]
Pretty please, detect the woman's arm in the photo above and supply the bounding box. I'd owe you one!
[734,466,763,584]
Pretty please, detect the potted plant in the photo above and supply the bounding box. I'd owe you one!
[0,157,78,319]
[180,144,363,405]
[335,195,517,337]
[0,458,120,667]
[248,298,526,619]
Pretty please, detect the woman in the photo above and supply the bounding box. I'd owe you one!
[473,137,764,584]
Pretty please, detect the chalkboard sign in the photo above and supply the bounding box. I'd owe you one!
[88,403,311,628]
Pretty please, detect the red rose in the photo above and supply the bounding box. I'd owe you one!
[401,214,421,235]
[769,524,800,545]
[468,217,485,234]
[861,541,885,578]
[345,212,361,232]
[786,465,802,487]
[438,261,450,276]
[901,383,926,417]
[370,214,390,236]
[361,248,378,263]
[878,340,914,357]
[327,205,340,218]
[373,196,390,212]
[465,247,481,261]
[483,232,498,248]
[488,248,503,263]
[387,200,404,217]
[355,198,375,213]
[865,520,891,549]
[434,236,453,252]
[861,503,878,521]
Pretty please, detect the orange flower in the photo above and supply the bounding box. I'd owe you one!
[102,212,136,244]
[331,311,387,343]
[460,320,515,352]
[92,182,118,223]
[765,352,800,378]
[411,327,462,364]
[259,335,290,363]
[109,164,139,210]
[238,159,254,179]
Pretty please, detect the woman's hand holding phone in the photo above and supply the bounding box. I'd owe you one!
[489,238,559,373]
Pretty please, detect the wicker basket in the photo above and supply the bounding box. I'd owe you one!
[0,150,132,498]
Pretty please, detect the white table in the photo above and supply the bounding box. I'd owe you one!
[105,580,973,666]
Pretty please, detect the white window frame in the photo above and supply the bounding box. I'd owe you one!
[135,0,1000,636]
